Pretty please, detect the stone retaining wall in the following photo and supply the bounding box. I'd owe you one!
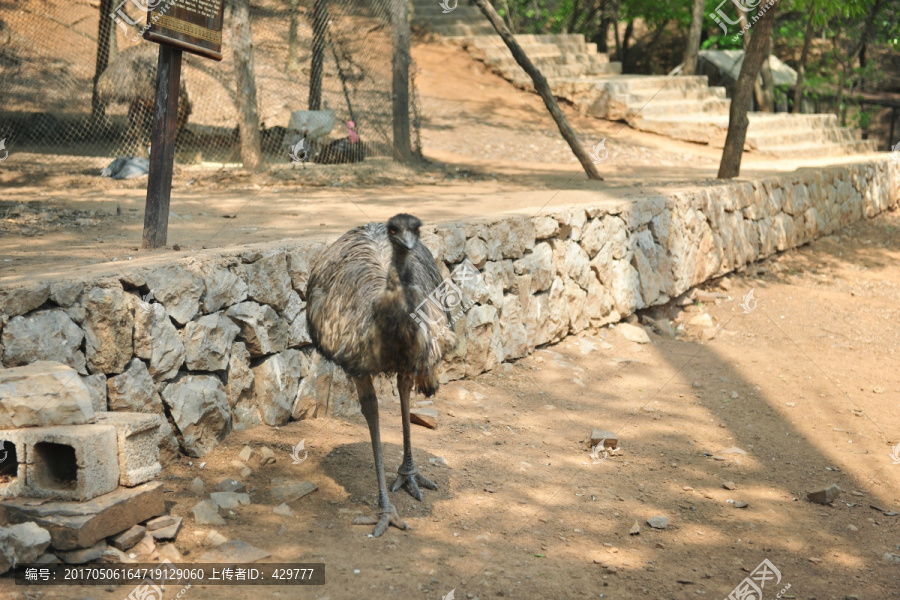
[2,160,898,460]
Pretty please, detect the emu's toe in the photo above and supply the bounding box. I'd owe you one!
[391,466,437,501]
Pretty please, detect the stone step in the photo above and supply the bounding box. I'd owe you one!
[747,127,859,148]
[757,139,880,157]
[485,53,611,70]
[471,40,594,57]
[619,86,728,105]
[506,68,624,92]
[412,6,485,20]
[591,74,713,94]
[630,98,731,118]
[431,23,496,37]
[475,44,600,63]
[497,61,615,80]
[746,113,839,131]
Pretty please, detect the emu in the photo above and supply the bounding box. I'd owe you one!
[306,214,455,536]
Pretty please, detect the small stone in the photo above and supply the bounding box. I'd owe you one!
[149,517,183,541]
[807,484,841,505]
[240,467,252,479]
[274,503,294,517]
[885,553,900,563]
[616,323,650,344]
[729,391,739,400]
[647,516,668,530]
[239,446,253,462]
[258,447,276,465]
[99,547,136,564]
[189,477,205,494]
[847,524,858,532]
[217,478,247,493]
[133,534,155,556]
[271,481,317,503]
[108,526,145,552]
[204,530,228,547]
[410,408,437,429]
[688,313,714,328]
[144,515,175,532]
[153,543,182,563]
[734,501,749,509]
[210,492,250,510]
[57,540,107,564]
[428,457,448,467]
[629,521,640,535]
[191,500,224,525]
[723,481,736,490]
[590,430,617,448]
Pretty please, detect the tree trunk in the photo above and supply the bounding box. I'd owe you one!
[682,0,705,76]
[758,36,775,112]
[566,0,582,34]
[619,20,633,66]
[287,0,301,71]
[471,0,602,180]
[718,0,779,179]
[391,0,413,162]
[791,4,816,113]
[309,0,328,110]
[232,0,264,171]
[92,0,116,121]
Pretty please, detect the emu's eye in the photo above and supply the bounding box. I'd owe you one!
[389,227,397,235]
[413,228,420,235]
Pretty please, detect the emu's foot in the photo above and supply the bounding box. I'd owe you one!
[390,465,437,501]
[352,506,408,537]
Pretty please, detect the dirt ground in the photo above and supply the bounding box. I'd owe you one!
[2,33,899,600]
[3,191,898,600]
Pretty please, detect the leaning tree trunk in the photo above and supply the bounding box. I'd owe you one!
[92,0,116,121]
[758,36,775,112]
[287,0,301,71]
[232,0,264,171]
[682,0,705,76]
[391,0,413,162]
[792,4,816,113]
[471,0,602,180]
[309,0,328,109]
[718,0,780,179]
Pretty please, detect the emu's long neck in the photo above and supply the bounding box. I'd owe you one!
[372,247,418,351]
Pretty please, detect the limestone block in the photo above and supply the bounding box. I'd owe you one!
[1,310,86,373]
[0,362,94,429]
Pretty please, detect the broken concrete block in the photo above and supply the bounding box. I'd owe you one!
[590,430,618,448]
[94,412,161,487]
[57,539,107,564]
[149,516,182,541]
[807,484,841,505]
[0,522,52,574]
[19,423,119,501]
[0,362,95,429]
[0,480,164,551]
[108,525,145,551]
[410,407,438,429]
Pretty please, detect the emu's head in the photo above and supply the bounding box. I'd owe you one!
[386,213,422,251]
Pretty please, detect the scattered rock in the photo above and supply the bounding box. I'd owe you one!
[57,540,107,564]
[210,492,250,510]
[273,503,294,517]
[204,530,228,548]
[723,481,737,491]
[197,540,269,563]
[190,477,205,494]
[153,543,182,563]
[734,501,749,509]
[807,484,841,505]
[629,521,640,535]
[270,481,317,503]
[590,430,617,448]
[647,516,668,530]
[144,515,176,532]
[108,525,146,552]
[428,457,448,467]
[99,546,135,564]
[149,517,182,541]
[238,446,253,462]
[258,447,276,465]
[217,478,246,493]
[688,313,714,328]
[615,323,650,344]
[191,500,224,526]
[410,407,438,429]
[0,522,52,574]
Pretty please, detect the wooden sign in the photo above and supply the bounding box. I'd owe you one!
[144,0,225,61]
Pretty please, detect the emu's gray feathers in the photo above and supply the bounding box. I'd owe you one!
[306,222,455,393]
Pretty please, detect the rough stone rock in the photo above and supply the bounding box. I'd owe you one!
[99,546,137,563]
[616,323,651,344]
[0,481,165,551]
[270,481,317,503]
[0,361,95,429]
[564,279,589,334]
[0,522,52,574]
[197,540,269,563]
[108,525,145,551]
[273,503,294,517]
[533,215,559,240]
[225,301,287,357]
[564,241,592,289]
[582,216,627,259]
[252,349,305,426]
[647,516,668,529]
[107,358,164,414]
[499,295,528,360]
[198,265,248,313]
[143,266,204,326]
[807,484,841,505]
[514,242,553,293]
[81,373,107,412]
[0,284,50,318]
[133,302,184,381]
[410,407,437,429]
[245,252,292,311]
[204,530,228,547]
[217,478,246,493]
[189,477,205,494]
[464,236,488,268]
[161,374,231,458]
[225,342,254,408]
[586,277,618,327]
[287,242,326,299]
[82,286,133,375]
[3,309,87,374]
[183,312,240,371]
[537,278,568,346]
[437,224,466,263]
[191,500,225,526]
[210,492,250,510]
[50,281,83,307]
[232,399,263,431]
[57,539,108,564]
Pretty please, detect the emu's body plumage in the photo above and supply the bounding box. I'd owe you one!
[305,214,455,536]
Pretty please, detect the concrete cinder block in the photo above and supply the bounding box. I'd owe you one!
[20,424,119,502]
[0,431,27,499]
[95,412,161,487]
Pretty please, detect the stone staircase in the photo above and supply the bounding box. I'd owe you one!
[411,0,878,158]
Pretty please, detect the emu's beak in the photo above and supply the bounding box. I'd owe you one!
[400,231,417,250]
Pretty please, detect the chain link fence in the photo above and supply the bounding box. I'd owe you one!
[0,0,423,169]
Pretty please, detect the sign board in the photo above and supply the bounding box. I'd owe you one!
[144,0,226,61]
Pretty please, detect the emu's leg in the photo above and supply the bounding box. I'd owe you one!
[390,373,438,501]
[353,375,407,536]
